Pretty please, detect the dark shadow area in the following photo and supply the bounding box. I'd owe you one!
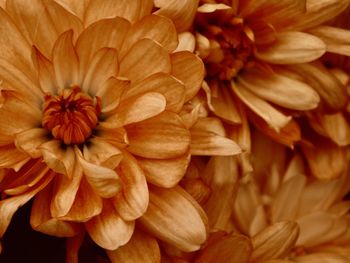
[0,201,66,263]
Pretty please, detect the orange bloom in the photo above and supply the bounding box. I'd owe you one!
[159,0,350,151]
[0,0,244,260]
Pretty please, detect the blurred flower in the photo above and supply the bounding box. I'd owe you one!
[0,0,245,260]
[231,131,350,262]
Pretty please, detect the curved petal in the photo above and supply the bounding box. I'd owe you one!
[309,26,350,56]
[30,181,83,237]
[0,171,54,238]
[59,177,103,222]
[76,147,122,199]
[32,47,58,94]
[154,0,199,32]
[139,185,208,252]
[256,32,326,64]
[190,118,241,156]
[289,63,348,112]
[292,0,350,31]
[251,221,300,261]
[6,0,82,58]
[50,159,83,218]
[15,128,50,158]
[112,152,149,221]
[171,51,205,102]
[83,137,122,168]
[107,229,161,263]
[76,17,130,79]
[52,30,79,89]
[238,72,320,110]
[104,92,166,128]
[81,48,119,95]
[124,73,185,113]
[120,14,178,56]
[84,0,152,26]
[126,111,190,159]
[196,232,252,263]
[85,200,135,251]
[137,152,190,188]
[97,77,130,114]
[0,144,30,171]
[0,5,38,80]
[0,92,42,137]
[40,140,75,176]
[232,82,292,131]
[119,38,171,83]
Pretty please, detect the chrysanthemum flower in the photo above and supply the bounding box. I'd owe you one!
[230,132,350,262]
[0,0,244,260]
[158,0,350,152]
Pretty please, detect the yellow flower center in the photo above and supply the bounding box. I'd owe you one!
[42,86,101,145]
[196,11,255,80]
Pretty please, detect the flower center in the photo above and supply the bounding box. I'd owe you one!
[42,87,101,145]
[195,10,255,80]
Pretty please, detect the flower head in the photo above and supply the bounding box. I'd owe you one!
[0,0,225,258]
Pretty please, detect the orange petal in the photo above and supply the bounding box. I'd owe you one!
[112,152,149,221]
[0,171,54,238]
[83,137,122,168]
[126,111,190,159]
[139,185,208,252]
[123,72,185,113]
[107,229,161,263]
[120,14,178,56]
[0,92,42,137]
[197,3,232,13]
[175,32,195,52]
[52,30,79,89]
[196,232,252,263]
[76,17,130,78]
[30,181,83,236]
[154,0,199,32]
[50,159,83,218]
[251,221,299,261]
[171,51,205,102]
[240,0,306,31]
[292,0,350,31]
[0,7,36,84]
[32,47,58,94]
[309,26,350,56]
[59,177,103,222]
[40,140,75,176]
[104,92,166,128]
[270,175,306,223]
[232,82,292,131]
[2,159,49,196]
[84,0,152,26]
[97,77,130,114]
[66,233,85,263]
[15,128,49,158]
[301,139,347,180]
[6,0,57,58]
[289,62,347,112]
[201,156,239,231]
[190,118,241,156]
[85,200,135,250]
[203,80,242,124]
[0,144,30,171]
[119,38,171,83]
[81,48,119,95]
[256,32,326,64]
[238,72,320,110]
[76,147,122,198]
[137,152,190,188]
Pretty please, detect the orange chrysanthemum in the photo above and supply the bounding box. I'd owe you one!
[0,0,245,260]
